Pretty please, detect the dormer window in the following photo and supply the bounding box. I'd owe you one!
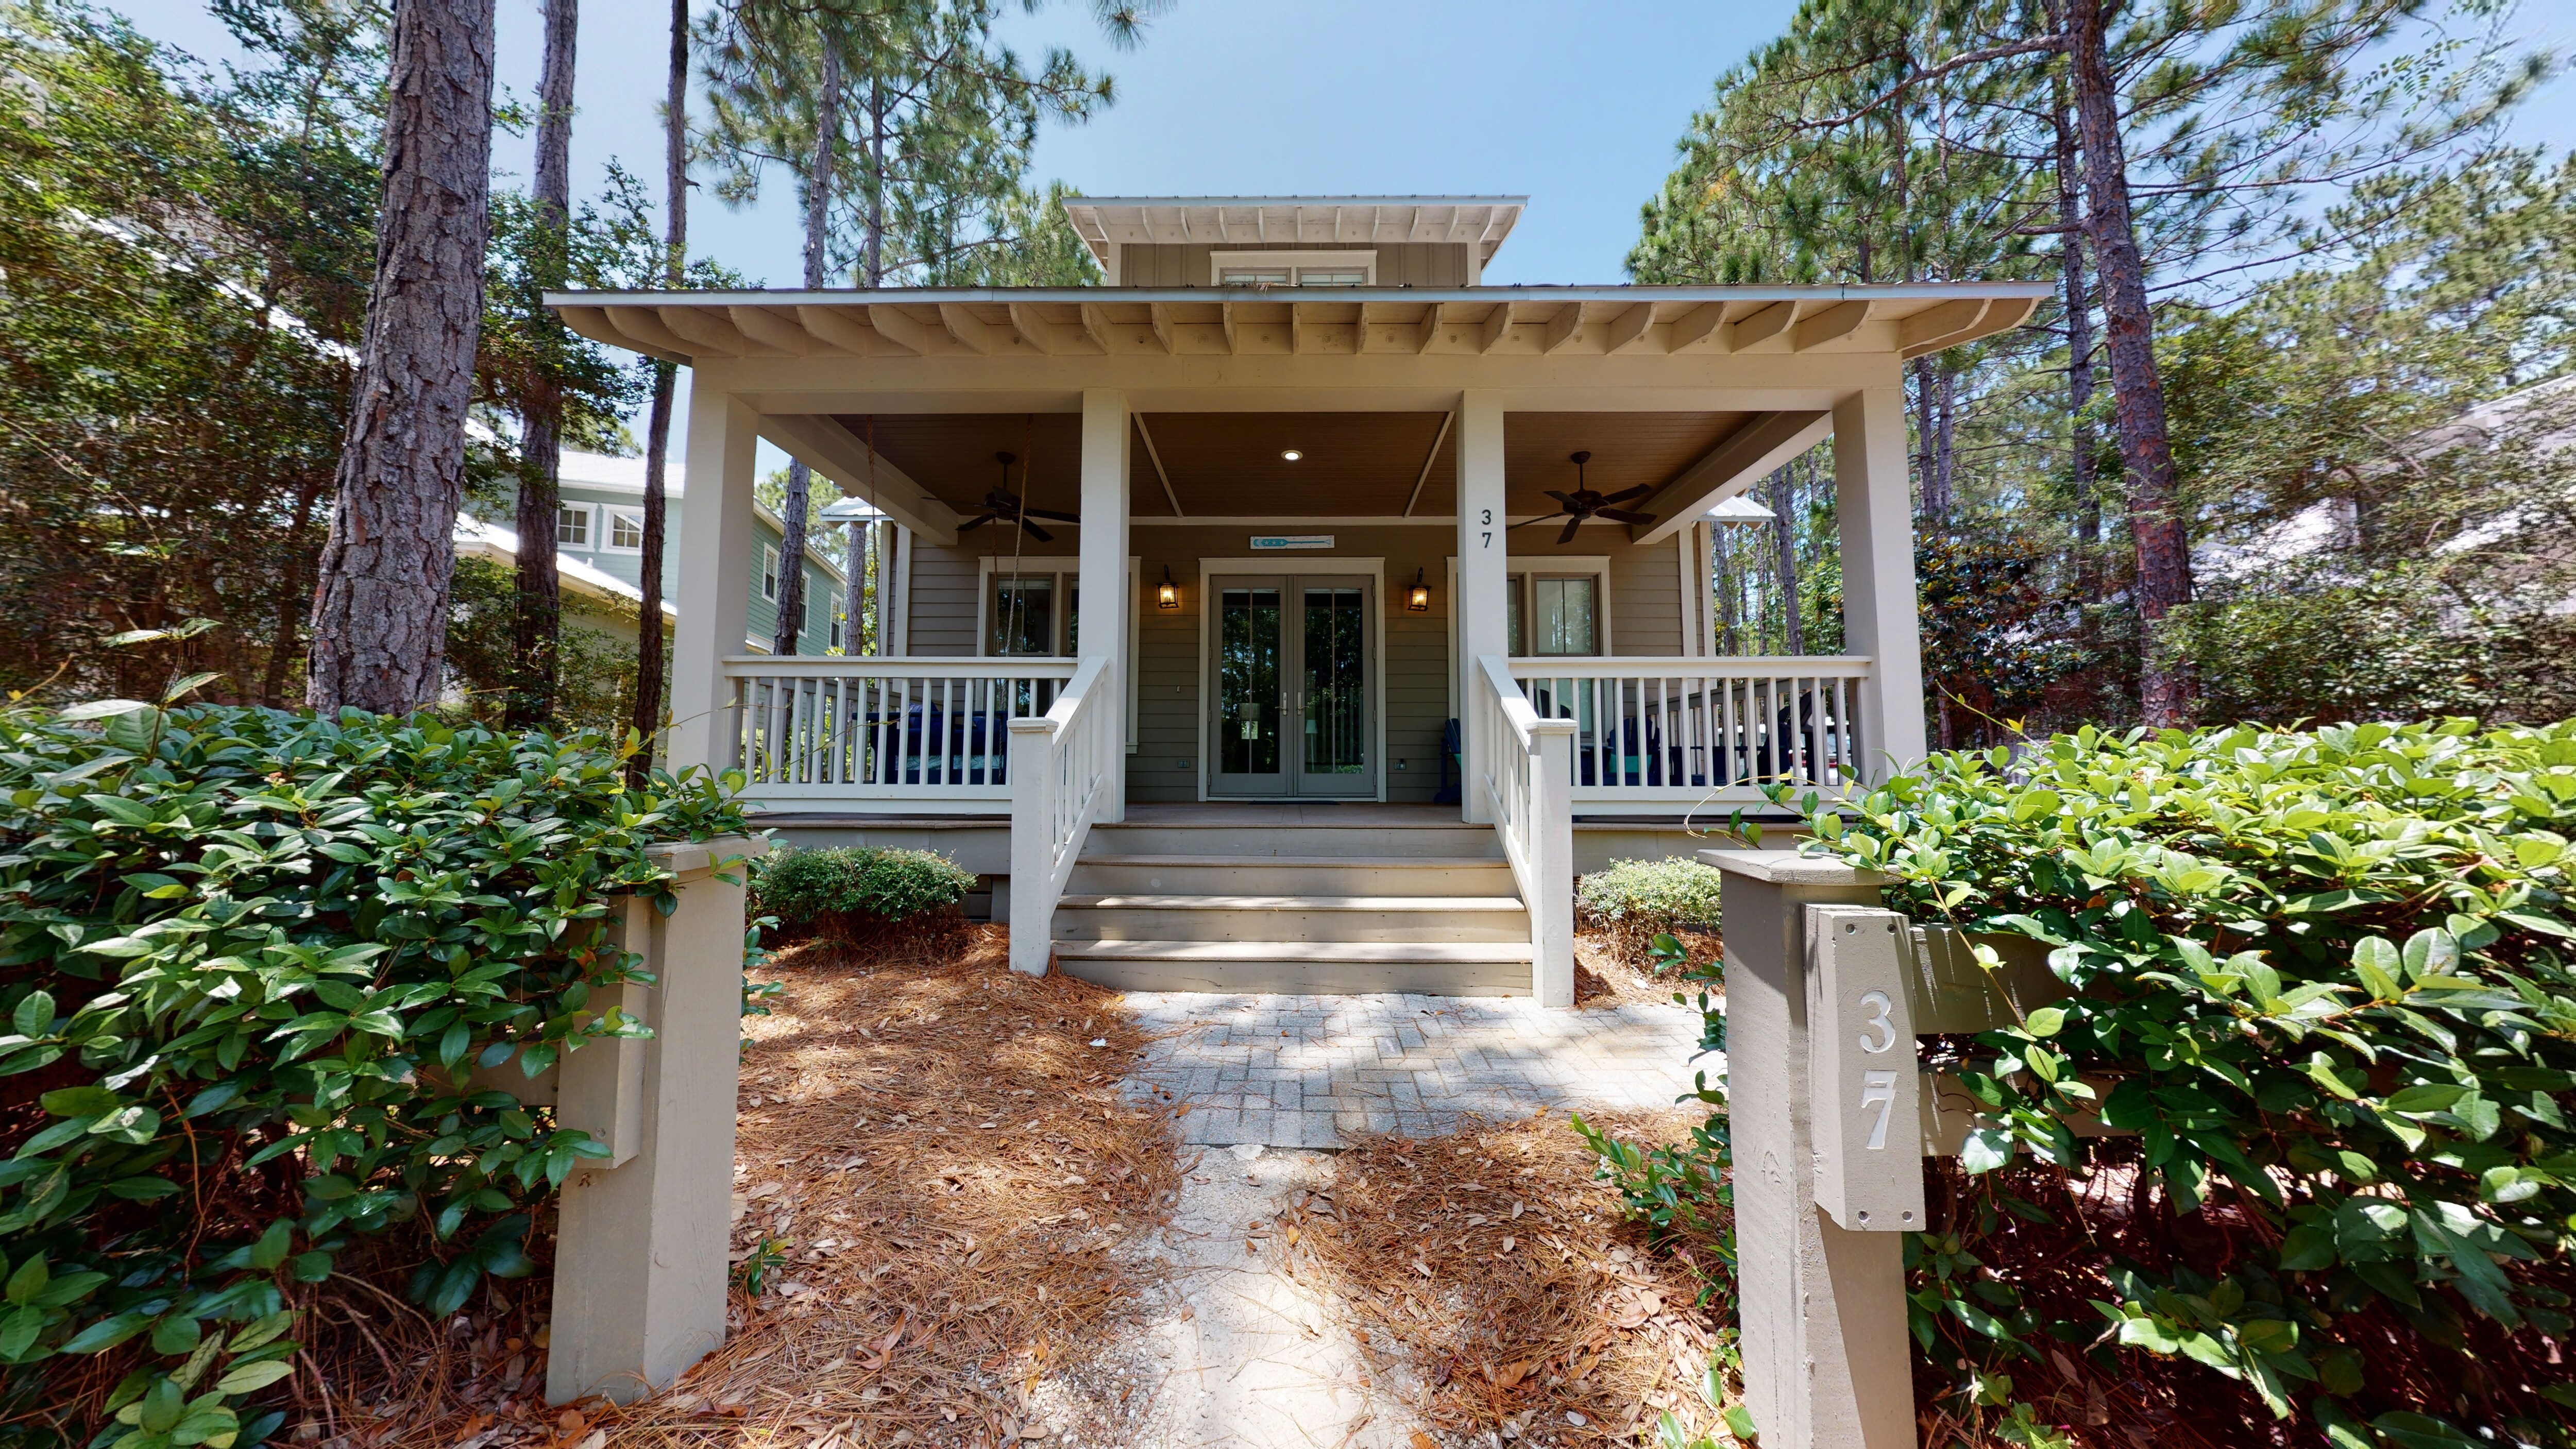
[1212,249,1378,287]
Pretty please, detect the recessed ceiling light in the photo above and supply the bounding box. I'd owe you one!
[1280,449,1303,462]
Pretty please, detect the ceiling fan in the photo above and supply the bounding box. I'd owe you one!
[954,451,1079,543]
[1510,451,1656,545]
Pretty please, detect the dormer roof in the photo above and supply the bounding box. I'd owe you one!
[1059,196,1527,270]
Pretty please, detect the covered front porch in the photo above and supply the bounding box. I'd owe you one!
[552,284,2041,1002]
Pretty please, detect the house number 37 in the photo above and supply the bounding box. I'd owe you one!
[1481,508,1493,548]
[1855,990,1898,1151]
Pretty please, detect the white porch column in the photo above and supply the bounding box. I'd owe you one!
[1078,389,1130,822]
[669,385,758,775]
[1832,385,1928,777]
[1453,391,1508,824]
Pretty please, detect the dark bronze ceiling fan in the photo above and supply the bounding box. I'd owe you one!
[954,451,1079,542]
[1510,451,1656,545]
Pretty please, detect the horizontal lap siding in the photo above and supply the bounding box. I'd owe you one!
[906,539,1031,657]
[1130,526,1454,803]
[1609,543,1683,656]
[901,528,1688,802]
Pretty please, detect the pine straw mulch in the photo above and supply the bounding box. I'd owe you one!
[585,925,1184,1448]
[1277,1107,1735,1449]
[316,924,1182,1449]
[1571,928,1721,1009]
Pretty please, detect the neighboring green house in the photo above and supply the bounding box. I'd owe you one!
[467,450,850,655]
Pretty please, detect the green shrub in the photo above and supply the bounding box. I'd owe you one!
[750,845,976,940]
[1575,857,1725,965]
[0,702,747,1446]
[1791,720,2576,1445]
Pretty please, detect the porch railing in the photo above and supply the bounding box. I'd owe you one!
[723,656,1078,805]
[1473,655,1575,1005]
[1507,656,1872,806]
[1007,656,1116,974]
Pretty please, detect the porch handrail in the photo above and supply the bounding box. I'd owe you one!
[1507,655,1872,802]
[1007,654,1114,974]
[1473,654,1575,1006]
[723,656,1079,803]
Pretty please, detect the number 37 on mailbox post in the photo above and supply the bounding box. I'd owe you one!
[1806,907,1925,1232]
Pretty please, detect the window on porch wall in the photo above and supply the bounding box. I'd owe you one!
[990,576,1054,656]
[1503,574,1598,658]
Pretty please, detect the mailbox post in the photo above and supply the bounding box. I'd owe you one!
[1703,849,2075,1447]
[1703,851,1916,1449]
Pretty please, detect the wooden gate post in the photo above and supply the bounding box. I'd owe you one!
[547,837,765,1405]
[1703,850,1917,1449]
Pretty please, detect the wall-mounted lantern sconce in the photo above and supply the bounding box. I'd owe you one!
[1406,567,1431,612]
[1157,564,1180,610]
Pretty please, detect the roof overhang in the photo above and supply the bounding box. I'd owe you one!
[1058,196,1527,270]
[547,282,2049,369]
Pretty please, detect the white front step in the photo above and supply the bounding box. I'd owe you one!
[1050,939,1536,996]
[1055,894,1529,944]
[1070,854,1515,896]
[1052,819,1536,996]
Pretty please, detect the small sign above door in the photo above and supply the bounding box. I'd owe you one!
[1249,534,1333,551]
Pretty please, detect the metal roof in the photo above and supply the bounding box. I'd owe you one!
[1058,196,1529,268]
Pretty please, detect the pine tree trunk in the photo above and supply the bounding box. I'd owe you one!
[508,0,577,729]
[1910,357,1938,515]
[2068,0,2193,727]
[1770,464,1804,655]
[2054,74,2102,600]
[863,79,886,287]
[628,0,685,786]
[307,0,497,713]
[1933,367,1958,518]
[772,32,841,657]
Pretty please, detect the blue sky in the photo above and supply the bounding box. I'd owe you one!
[115,0,2576,456]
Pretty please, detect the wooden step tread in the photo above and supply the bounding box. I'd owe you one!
[1052,939,1536,963]
[1076,853,1509,869]
[1058,894,1525,912]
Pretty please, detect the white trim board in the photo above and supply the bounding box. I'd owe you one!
[1193,557,1388,804]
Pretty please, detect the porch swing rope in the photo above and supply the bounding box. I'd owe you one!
[1003,414,1034,709]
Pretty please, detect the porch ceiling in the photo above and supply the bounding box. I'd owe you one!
[819,409,1766,523]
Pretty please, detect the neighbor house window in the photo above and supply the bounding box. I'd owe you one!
[828,595,845,652]
[558,504,590,547]
[761,544,781,602]
[606,508,643,552]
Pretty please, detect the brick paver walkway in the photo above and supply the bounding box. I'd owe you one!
[1116,993,1713,1148]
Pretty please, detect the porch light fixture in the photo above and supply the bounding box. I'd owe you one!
[1157,565,1180,609]
[1406,568,1431,612]
[1279,448,1303,462]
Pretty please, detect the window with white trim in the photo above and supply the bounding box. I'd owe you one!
[557,504,591,548]
[1210,249,1378,287]
[760,544,781,602]
[605,508,643,552]
[975,556,1143,751]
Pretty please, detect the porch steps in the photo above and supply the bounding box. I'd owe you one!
[1050,820,1536,996]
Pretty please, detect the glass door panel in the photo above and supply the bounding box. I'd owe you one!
[1296,585,1368,793]
[1209,574,1375,798]
[1212,582,1286,795]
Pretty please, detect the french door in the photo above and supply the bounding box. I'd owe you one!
[1208,574,1375,798]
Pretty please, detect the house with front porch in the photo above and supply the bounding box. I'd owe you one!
[550,195,2041,1005]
